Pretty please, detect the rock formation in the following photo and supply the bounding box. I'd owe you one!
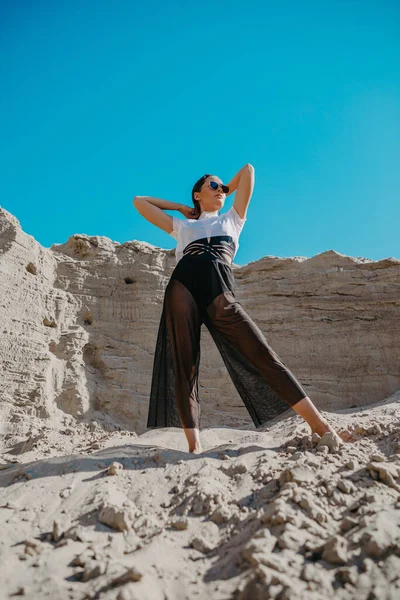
[1,206,399,440]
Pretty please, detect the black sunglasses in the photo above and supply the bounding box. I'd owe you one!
[207,181,229,194]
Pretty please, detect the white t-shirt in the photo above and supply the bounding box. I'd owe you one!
[169,205,246,264]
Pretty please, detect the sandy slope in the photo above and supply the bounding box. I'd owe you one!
[0,392,399,600]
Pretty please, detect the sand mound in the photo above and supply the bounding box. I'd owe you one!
[0,391,399,599]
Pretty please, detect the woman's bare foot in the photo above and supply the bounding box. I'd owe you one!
[310,419,333,436]
[310,420,355,445]
[311,420,343,443]
[183,427,202,454]
[292,397,348,443]
[336,428,353,442]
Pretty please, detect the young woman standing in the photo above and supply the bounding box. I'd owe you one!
[133,164,343,453]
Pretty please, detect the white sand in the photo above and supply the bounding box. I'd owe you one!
[1,391,399,599]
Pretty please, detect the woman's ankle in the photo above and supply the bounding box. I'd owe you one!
[183,427,201,451]
[311,418,331,434]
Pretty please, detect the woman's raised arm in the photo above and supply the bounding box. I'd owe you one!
[225,163,255,220]
[132,196,184,235]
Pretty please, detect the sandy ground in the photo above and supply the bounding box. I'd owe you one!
[1,392,400,600]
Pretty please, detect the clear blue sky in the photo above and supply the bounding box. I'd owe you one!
[1,0,399,266]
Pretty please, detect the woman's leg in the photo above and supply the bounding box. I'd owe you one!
[291,396,343,440]
[164,279,203,453]
[203,291,343,441]
[183,428,202,453]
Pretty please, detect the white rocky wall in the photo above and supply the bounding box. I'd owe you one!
[0,207,399,439]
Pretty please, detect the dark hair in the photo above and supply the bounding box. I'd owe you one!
[191,173,211,217]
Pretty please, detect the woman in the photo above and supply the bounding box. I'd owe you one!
[133,164,343,453]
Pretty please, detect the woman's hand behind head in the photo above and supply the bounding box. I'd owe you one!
[180,205,200,220]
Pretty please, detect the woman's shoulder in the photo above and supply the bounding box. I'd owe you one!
[169,215,192,240]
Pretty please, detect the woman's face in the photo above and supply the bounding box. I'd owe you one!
[195,176,226,212]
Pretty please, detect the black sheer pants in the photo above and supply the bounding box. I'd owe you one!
[147,255,309,430]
